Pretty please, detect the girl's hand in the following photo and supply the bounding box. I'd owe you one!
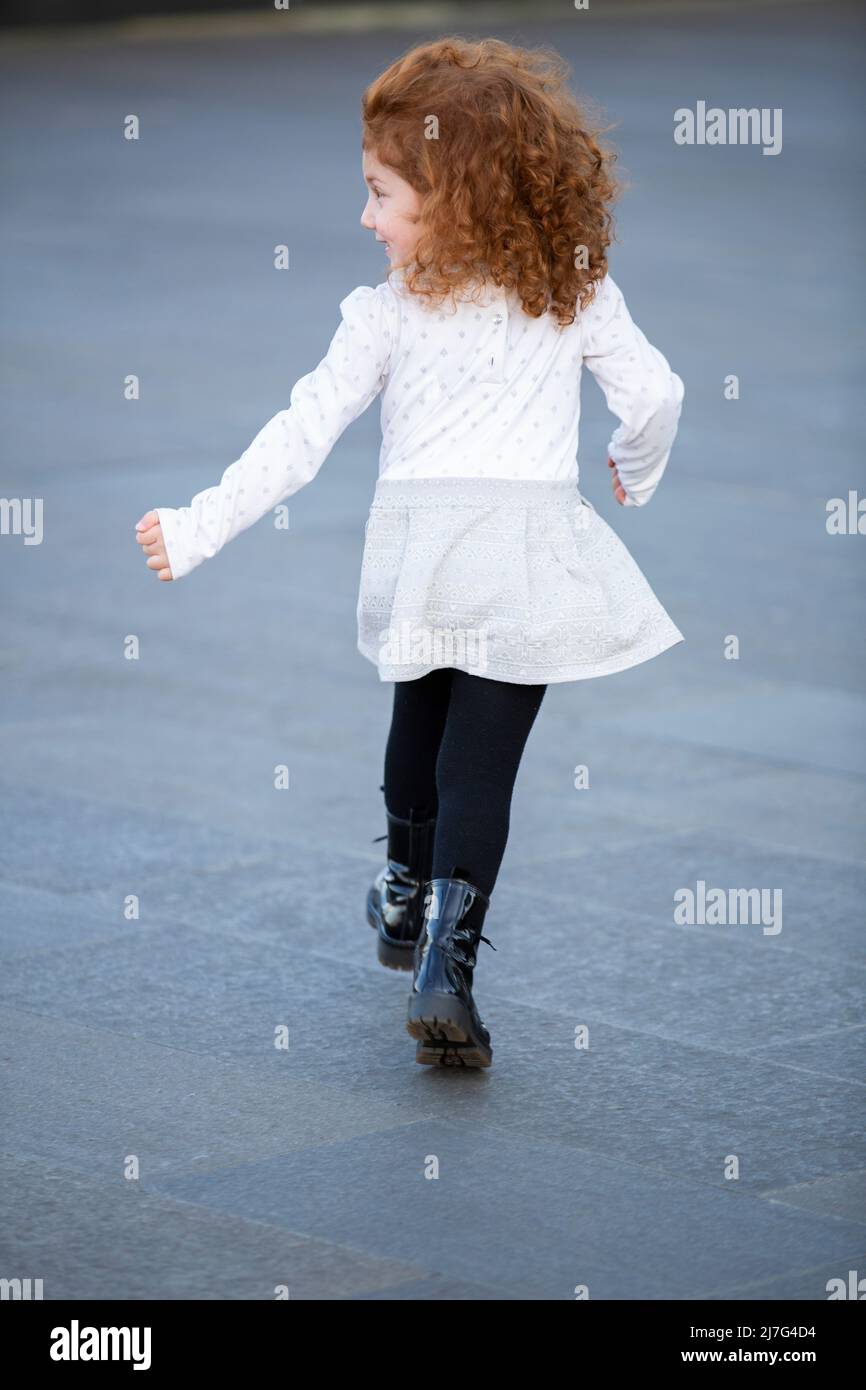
[135,510,174,581]
[608,456,627,505]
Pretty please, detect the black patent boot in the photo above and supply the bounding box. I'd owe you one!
[407,872,497,1068]
[366,798,437,971]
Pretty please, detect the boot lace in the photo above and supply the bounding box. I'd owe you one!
[437,934,497,964]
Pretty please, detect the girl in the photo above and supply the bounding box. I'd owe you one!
[135,37,685,1072]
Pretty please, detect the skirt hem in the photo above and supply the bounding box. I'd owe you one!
[357,629,685,685]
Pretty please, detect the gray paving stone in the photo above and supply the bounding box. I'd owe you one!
[759,1170,866,1226]
[2,931,861,1195]
[481,879,864,1074]
[505,728,866,867]
[0,1008,433,1176]
[152,1122,866,1301]
[346,1275,523,1300]
[500,835,866,966]
[748,1029,866,1089]
[0,783,272,895]
[0,1153,428,1301]
[0,883,132,956]
[701,1251,866,1303]
[596,684,866,777]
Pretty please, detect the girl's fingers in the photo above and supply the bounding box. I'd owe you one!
[135,513,171,577]
[609,462,627,503]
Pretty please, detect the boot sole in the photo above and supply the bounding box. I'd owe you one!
[414,1038,492,1068]
[406,993,492,1068]
[377,935,415,972]
[367,900,417,972]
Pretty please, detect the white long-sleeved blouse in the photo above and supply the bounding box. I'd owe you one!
[155,268,684,581]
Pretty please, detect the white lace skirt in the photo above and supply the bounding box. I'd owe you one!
[356,475,684,684]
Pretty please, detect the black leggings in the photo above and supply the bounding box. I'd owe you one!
[383,667,547,897]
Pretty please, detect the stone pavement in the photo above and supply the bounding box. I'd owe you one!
[1,0,864,1299]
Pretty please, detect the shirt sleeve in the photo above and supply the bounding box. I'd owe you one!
[580,273,684,507]
[155,282,397,580]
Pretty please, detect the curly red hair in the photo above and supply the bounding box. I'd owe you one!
[361,36,621,329]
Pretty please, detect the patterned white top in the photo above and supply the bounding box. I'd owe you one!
[156,268,684,580]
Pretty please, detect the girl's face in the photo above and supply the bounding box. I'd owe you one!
[360,149,424,269]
